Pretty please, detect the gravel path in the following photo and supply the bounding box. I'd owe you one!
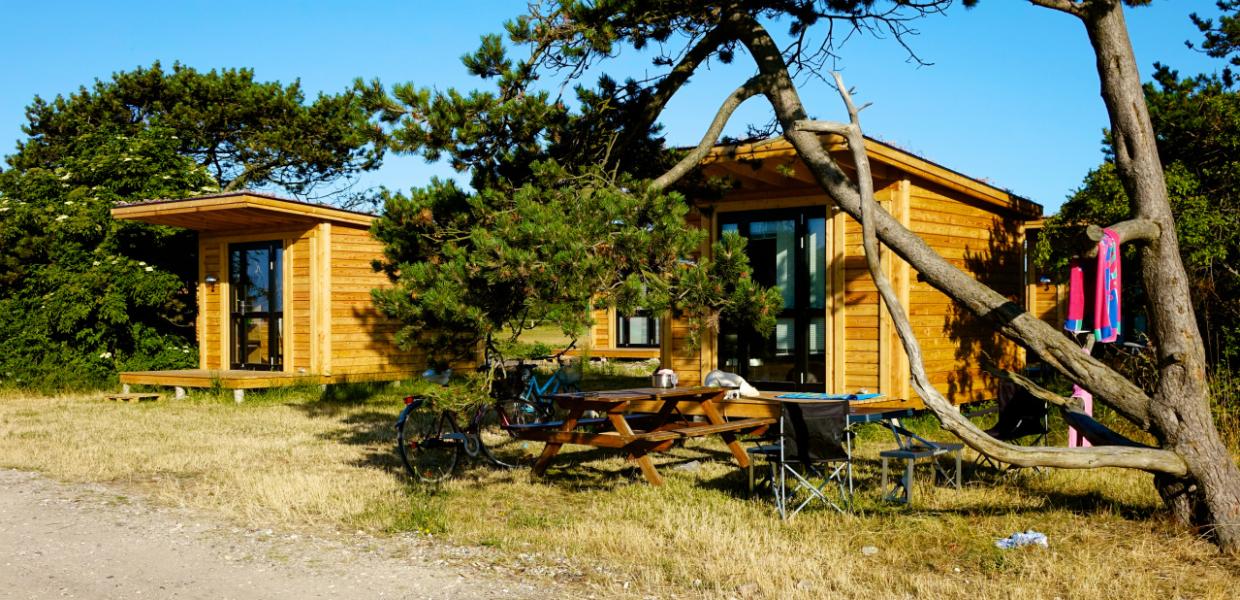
[0,470,560,600]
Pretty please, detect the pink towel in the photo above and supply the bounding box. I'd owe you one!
[1094,229,1122,343]
[1064,258,1088,333]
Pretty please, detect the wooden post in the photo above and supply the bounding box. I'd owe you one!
[317,222,333,376]
[894,179,912,402]
[830,205,847,394]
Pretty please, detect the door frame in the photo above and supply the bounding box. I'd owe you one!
[716,205,832,391]
[228,240,285,371]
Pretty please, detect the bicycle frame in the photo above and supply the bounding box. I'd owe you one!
[522,369,564,402]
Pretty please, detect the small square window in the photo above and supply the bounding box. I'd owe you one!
[616,311,660,348]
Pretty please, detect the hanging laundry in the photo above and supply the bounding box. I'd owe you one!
[1094,228,1122,343]
[1063,258,1090,334]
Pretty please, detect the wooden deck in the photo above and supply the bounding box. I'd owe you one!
[117,369,407,390]
[566,347,660,360]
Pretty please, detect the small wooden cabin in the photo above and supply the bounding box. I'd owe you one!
[111,192,418,391]
[600,135,1045,407]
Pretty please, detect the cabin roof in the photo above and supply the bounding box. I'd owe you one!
[702,135,1043,219]
[111,191,374,231]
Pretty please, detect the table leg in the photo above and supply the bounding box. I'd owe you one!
[698,393,751,469]
[608,411,664,486]
[532,408,582,477]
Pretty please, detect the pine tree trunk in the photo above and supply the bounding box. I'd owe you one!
[1080,1,1240,552]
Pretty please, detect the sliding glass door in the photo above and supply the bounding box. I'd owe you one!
[718,208,827,390]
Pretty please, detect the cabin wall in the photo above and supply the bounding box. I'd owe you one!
[327,223,421,380]
[290,228,315,372]
[841,207,881,394]
[904,178,1025,405]
[839,178,911,399]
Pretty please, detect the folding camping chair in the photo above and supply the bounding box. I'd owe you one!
[976,386,1049,472]
[748,400,852,519]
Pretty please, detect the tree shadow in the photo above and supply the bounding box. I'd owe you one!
[942,214,1027,404]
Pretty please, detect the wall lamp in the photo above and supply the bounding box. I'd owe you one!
[204,275,219,284]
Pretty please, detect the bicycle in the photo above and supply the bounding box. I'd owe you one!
[395,372,545,483]
[516,357,582,410]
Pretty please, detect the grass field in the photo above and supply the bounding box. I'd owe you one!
[1,372,1236,599]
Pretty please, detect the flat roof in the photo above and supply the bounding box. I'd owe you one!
[111,191,375,230]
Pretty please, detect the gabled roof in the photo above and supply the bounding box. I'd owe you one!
[701,135,1043,219]
[111,191,374,230]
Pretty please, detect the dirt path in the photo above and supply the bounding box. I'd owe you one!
[0,470,559,600]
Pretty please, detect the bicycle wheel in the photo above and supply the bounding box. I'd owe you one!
[397,408,460,482]
[477,400,543,469]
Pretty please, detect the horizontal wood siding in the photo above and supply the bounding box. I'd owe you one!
[907,180,1024,405]
[667,319,703,385]
[200,240,222,369]
[592,307,612,349]
[842,214,880,393]
[290,229,314,371]
[329,225,421,378]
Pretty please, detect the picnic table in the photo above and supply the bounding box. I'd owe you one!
[512,387,775,485]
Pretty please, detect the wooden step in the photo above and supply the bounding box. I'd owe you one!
[103,393,162,403]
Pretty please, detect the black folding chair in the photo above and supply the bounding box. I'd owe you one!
[748,400,852,519]
[976,387,1049,472]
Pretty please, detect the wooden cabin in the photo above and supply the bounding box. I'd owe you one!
[631,135,1044,407]
[111,192,418,394]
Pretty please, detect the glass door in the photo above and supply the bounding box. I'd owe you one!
[229,241,284,370]
[718,209,827,391]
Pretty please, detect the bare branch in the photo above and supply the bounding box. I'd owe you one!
[1083,219,1161,259]
[793,119,853,136]
[650,75,767,191]
[983,365,1082,410]
[1087,219,1159,243]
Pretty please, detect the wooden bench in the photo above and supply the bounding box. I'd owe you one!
[635,417,775,442]
[103,393,162,403]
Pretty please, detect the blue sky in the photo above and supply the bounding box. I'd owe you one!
[0,1,1226,213]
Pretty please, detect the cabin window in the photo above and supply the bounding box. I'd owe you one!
[616,310,660,348]
[718,209,828,391]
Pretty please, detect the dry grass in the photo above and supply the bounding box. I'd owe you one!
[1,386,1236,599]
